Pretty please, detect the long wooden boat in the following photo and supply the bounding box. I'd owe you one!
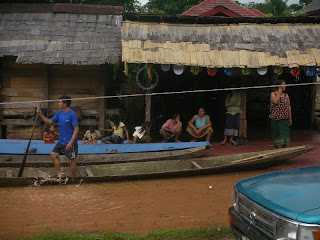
[0,145,314,187]
[0,140,210,166]
[0,140,210,154]
[0,146,208,167]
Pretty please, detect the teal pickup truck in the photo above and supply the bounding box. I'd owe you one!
[228,166,320,240]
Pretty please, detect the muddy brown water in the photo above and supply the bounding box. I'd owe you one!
[0,141,319,240]
[0,172,262,240]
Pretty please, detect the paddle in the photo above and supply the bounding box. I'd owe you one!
[18,102,43,177]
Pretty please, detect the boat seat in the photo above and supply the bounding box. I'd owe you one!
[190,161,202,169]
[85,167,94,177]
[7,170,13,178]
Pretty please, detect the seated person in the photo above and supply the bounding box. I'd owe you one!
[100,114,129,144]
[160,113,182,142]
[133,121,152,143]
[82,126,101,144]
[43,124,58,144]
[186,107,213,142]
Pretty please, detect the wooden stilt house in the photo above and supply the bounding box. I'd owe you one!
[0,4,124,139]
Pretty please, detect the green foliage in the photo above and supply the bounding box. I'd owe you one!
[145,0,203,14]
[299,0,312,7]
[1,0,141,13]
[24,228,232,240]
[239,0,304,17]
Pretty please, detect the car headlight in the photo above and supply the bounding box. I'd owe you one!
[232,187,239,213]
[298,225,320,240]
[276,218,299,240]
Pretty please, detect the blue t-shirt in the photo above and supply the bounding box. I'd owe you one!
[51,109,78,145]
[194,115,209,129]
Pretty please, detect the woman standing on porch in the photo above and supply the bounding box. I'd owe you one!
[270,79,292,148]
[221,84,241,146]
[187,107,213,142]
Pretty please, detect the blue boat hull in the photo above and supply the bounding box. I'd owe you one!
[0,140,210,155]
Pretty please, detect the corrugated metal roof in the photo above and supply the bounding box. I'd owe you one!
[121,21,320,68]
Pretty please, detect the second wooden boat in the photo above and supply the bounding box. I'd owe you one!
[0,145,314,187]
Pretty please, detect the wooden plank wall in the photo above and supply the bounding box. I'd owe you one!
[0,59,108,139]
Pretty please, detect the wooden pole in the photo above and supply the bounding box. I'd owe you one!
[18,101,42,177]
[239,91,247,139]
[145,64,152,122]
[145,93,151,122]
[310,75,317,129]
[98,64,106,130]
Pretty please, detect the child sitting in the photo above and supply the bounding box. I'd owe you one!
[100,114,130,144]
[133,121,152,143]
[43,124,58,144]
[82,127,101,144]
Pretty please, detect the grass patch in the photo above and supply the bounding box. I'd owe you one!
[25,227,232,240]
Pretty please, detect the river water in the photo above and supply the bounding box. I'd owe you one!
[0,173,255,240]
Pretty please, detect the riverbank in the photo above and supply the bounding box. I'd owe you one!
[24,228,233,240]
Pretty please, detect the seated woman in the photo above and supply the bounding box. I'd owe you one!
[133,121,152,143]
[100,114,130,144]
[187,107,213,142]
[160,113,182,142]
[82,126,101,144]
[43,124,58,144]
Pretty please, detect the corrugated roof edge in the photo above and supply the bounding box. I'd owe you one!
[0,3,125,15]
[123,13,320,24]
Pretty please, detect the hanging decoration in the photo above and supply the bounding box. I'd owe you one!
[173,65,184,75]
[274,66,283,76]
[191,66,200,75]
[136,64,159,91]
[290,67,300,77]
[207,68,218,76]
[305,66,317,77]
[241,67,251,76]
[224,68,233,76]
[161,64,170,72]
[257,67,268,76]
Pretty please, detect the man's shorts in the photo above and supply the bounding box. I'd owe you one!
[52,142,78,159]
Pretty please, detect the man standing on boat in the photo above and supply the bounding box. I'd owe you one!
[37,96,79,179]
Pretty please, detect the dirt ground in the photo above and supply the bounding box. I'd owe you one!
[0,131,319,240]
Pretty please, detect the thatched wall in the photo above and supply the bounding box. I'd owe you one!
[121,21,320,68]
[0,4,123,65]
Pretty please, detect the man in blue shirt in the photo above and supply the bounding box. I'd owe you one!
[37,96,79,178]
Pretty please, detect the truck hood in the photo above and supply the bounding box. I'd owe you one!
[236,166,320,224]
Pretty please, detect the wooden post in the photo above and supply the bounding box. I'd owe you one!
[0,59,2,138]
[43,65,49,114]
[0,58,10,138]
[310,75,317,129]
[145,93,151,122]
[145,64,152,122]
[98,65,106,130]
[239,91,247,139]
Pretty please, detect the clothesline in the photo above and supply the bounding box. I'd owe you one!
[0,81,319,106]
